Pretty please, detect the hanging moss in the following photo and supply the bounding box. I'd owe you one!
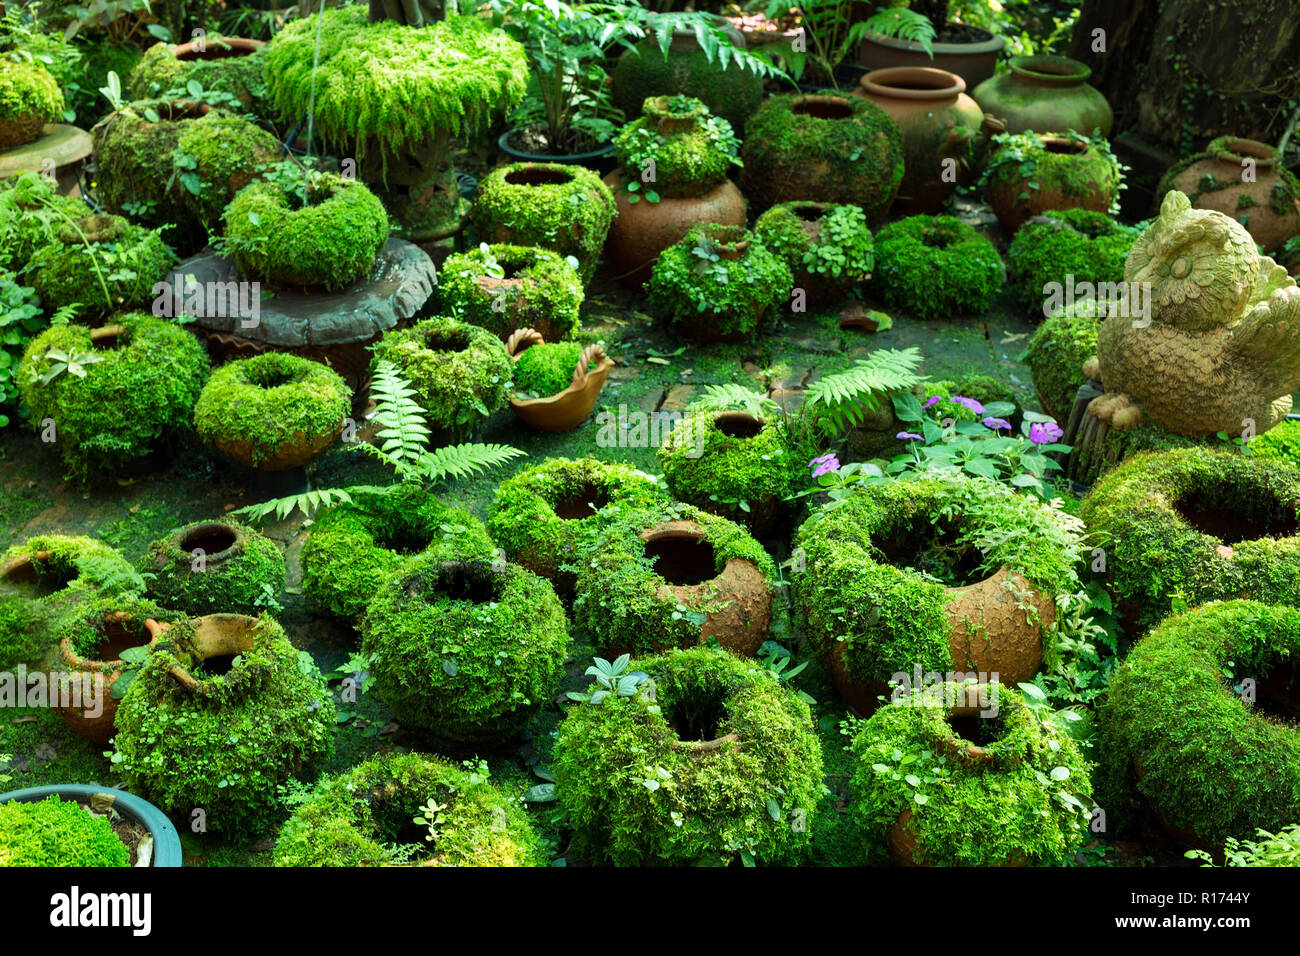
[223,173,389,291]
[511,341,586,399]
[113,613,335,837]
[29,214,172,317]
[871,215,1003,320]
[175,113,282,232]
[193,353,351,468]
[142,518,285,616]
[469,162,616,285]
[553,645,824,866]
[1006,209,1143,316]
[1024,301,1099,424]
[371,317,512,441]
[17,313,210,484]
[361,553,569,747]
[273,752,547,866]
[0,172,91,272]
[0,58,63,144]
[438,244,583,342]
[0,795,129,867]
[848,683,1091,865]
[264,6,527,179]
[1098,600,1300,847]
[301,485,496,621]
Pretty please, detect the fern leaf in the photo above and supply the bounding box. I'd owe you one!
[412,443,526,484]
[366,360,431,470]
[804,347,922,432]
[693,384,780,419]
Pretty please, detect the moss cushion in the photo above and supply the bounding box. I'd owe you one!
[30,214,172,316]
[143,518,285,616]
[175,112,282,232]
[438,243,583,342]
[1005,209,1142,316]
[0,795,129,867]
[871,215,1003,320]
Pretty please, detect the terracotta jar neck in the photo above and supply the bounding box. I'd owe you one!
[1007,55,1091,88]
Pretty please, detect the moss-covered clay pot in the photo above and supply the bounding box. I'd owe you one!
[127,37,267,113]
[741,94,904,222]
[985,133,1120,233]
[438,243,583,342]
[855,66,989,214]
[1158,137,1300,253]
[505,328,612,432]
[0,58,64,148]
[144,518,286,617]
[971,54,1113,137]
[753,201,875,310]
[54,607,163,745]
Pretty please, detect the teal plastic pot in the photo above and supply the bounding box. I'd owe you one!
[0,784,183,867]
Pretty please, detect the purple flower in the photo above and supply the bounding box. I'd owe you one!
[949,396,986,414]
[1029,421,1064,445]
[922,396,941,409]
[896,431,924,441]
[809,453,840,477]
[982,417,1011,431]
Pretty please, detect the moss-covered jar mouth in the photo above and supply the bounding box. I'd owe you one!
[664,681,740,752]
[792,95,855,121]
[1038,135,1087,156]
[552,482,613,520]
[643,95,709,134]
[421,328,470,354]
[152,99,213,123]
[1207,136,1279,169]
[0,549,75,598]
[1007,54,1091,86]
[699,224,750,260]
[502,164,575,189]
[860,66,966,101]
[941,710,1003,764]
[59,214,126,247]
[171,36,264,62]
[407,559,505,607]
[89,323,127,351]
[162,613,259,693]
[61,611,156,670]
[171,520,244,566]
[713,410,765,439]
[640,523,720,587]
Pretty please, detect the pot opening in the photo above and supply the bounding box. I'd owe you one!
[553,483,612,520]
[197,652,240,677]
[1249,659,1300,725]
[91,332,122,351]
[794,97,853,121]
[947,710,1003,747]
[920,222,960,249]
[176,43,255,62]
[370,783,452,861]
[1041,137,1086,156]
[1212,137,1277,166]
[374,525,433,556]
[872,516,987,587]
[504,167,573,188]
[425,330,470,354]
[1,554,77,598]
[1174,487,1298,546]
[90,616,150,664]
[423,560,503,605]
[644,528,718,586]
[792,203,827,223]
[714,411,764,439]
[666,685,727,742]
[157,100,209,122]
[250,367,298,390]
[180,524,238,557]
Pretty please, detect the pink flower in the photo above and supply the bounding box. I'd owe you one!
[1029,421,1064,445]
[950,396,986,414]
[982,417,1011,431]
[810,453,840,477]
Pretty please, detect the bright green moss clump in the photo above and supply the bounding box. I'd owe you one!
[1099,600,1300,846]
[469,162,616,285]
[1078,448,1300,636]
[754,201,874,305]
[1250,419,1300,469]
[113,613,335,837]
[361,554,569,747]
[0,796,129,867]
[614,95,739,198]
[302,485,496,620]
[553,645,824,866]
[143,518,285,616]
[848,683,1091,865]
[0,534,141,671]
[0,172,90,272]
[30,214,172,316]
[1024,301,1099,423]
[486,457,665,593]
[223,173,389,290]
[274,751,547,867]
[193,353,351,468]
[0,58,63,145]
[17,313,210,483]
[439,244,583,341]
[511,341,585,398]
[175,114,282,232]
[1006,209,1142,316]
[871,215,1003,320]
[371,317,511,440]
[127,40,270,116]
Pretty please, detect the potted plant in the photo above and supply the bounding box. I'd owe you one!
[505,329,614,432]
[870,214,1003,319]
[981,130,1123,233]
[28,213,172,318]
[142,518,286,617]
[438,243,583,342]
[0,786,183,866]
[0,54,64,148]
[753,201,875,310]
[857,0,1005,90]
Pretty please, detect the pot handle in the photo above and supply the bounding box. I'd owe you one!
[505,327,544,361]
[572,343,609,388]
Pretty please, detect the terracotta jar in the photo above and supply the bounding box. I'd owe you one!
[55,611,161,745]
[858,24,1005,90]
[505,328,613,432]
[1158,136,1300,253]
[972,55,1113,137]
[855,66,991,213]
[985,133,1120,233]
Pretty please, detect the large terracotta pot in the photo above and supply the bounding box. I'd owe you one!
[506,328,613,432]
[986,134,1119,233]
[55,611,160,745]
[601,169,745,289]
[858,24,1005,90]
[1158,137,1300,253]
[855,66,990,214]
[971,55,1113,137]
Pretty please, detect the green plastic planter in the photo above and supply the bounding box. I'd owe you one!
[0,784,182,867]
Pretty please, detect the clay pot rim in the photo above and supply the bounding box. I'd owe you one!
[860,66,966,100]
[506,327,614,409]
[0,549,54,584]
[638,520,721,583]
[669,731,741,753]
[1035,133,1089,155]
[698,223,751,258]
[791,93,857,120]
[167,520,244,565]
[1007,54,1091,85]
[500,163,578,189]
[160,613,260,693]
[1208,136,1279,168]
[58,611,157,672]
[169,36,265,61]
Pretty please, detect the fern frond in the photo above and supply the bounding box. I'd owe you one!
[693,383,780,418]
[411,443,526,484]
[804,347,923,433]
[366,360,431,470]
[231,486,361,523]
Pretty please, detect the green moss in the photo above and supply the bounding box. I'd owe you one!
[1251,419,1300,469]
[1024,302,1098,423]
[614,96,739,198]
[112,613,335,837]
[265,7,527,179]
[657,406,798,520]
[0,172,91,272]
[1078,448,1300,636]
[469,162,615,285]
[64,39,141,125]
[0,533,141,671]
[371,317,511,440]
[142,518,285,616]
[553,645,823,865]
[360,553,569,747]
[194,353,351,467]
[571,499,782,657]
[0,795,129,867]
[741,94,904,222]
[871,215,1003,320]
[17,313,210,483]
[438,244,583,341]
[792,474,1082,684]
[128,41,270,117]
[1098,600,1300,846]
[982,130,1123,217]
[611,38,764,134]
[512,341,585,398]
[30,214,172,317]
[0,57,63,129]
[754,201,875,282]
[54,592,184,662]
[175,113,282,232]
[1006,209,1142,316]
[848,683,1091,865]
[273,752,547,866]
[648,224,792,339]
[486,456,665,593]
[302,485,496,621]
[223,173,389,290]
